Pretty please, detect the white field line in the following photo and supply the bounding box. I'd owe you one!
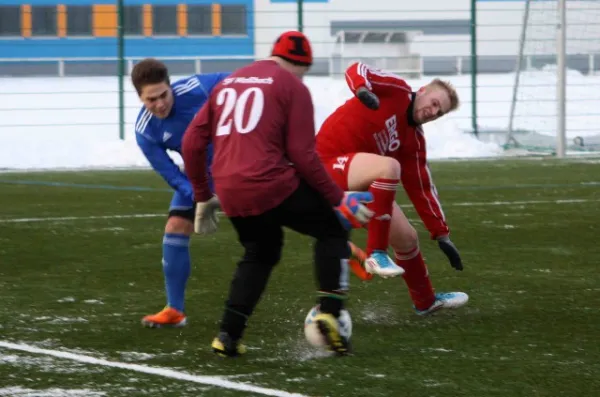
[0,341,311,397]
[444,198,598,207]
[0,198,598,224]
[0,214,164,223]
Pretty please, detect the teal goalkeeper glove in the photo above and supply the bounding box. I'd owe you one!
[335,191,374,230]
[194,196,221,235]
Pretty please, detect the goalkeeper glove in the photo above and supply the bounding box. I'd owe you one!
[356,87,380,110]
[437,236,464,271]
[335,191,374,230]
[194,196,221,235]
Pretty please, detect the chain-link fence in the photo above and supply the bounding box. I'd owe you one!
[1,1,599,163]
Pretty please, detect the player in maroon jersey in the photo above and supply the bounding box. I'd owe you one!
[316,62,469,315]
[181,31,374,357]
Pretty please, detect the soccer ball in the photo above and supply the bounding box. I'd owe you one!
[303,304,352,348]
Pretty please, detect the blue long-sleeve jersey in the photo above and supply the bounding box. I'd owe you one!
[134,73,228,200]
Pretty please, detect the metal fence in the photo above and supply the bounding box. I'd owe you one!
[2,2,600,158]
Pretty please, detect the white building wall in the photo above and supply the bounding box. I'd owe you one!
[253,0,600,59]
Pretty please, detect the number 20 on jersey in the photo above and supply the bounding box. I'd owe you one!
[216,87,265,136]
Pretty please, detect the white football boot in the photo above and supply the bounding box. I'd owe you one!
[364,250,405,278]
[414,292,469,316]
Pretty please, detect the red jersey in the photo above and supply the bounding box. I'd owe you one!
[316,62,448,239]
[182,60,343,217]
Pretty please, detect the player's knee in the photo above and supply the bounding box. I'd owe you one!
[165,216,193,235]
[244,242,282,268]
[391,224,419,253]
[378,157,401,180]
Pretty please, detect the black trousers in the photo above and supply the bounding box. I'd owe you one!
[220,181,350,340]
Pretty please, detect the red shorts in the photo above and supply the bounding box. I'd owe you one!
[321,153,357,191]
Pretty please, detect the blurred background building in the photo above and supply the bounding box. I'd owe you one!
[1,0,599,77]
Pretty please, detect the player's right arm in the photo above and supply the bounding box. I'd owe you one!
[135,112,193,200]
[284,77,344,207]
[345,62,412,107]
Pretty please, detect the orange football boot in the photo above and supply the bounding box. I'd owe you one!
[348,242,373,281]
[141,306,187,328]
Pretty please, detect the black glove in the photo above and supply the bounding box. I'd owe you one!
[437,236,463,271]
[356,87,380,110]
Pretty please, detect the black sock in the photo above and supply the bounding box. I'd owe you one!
[317,291,346,318]
[220,307,249,341]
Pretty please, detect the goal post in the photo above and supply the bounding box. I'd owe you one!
[506,0,600,156]
[556,0,566,158]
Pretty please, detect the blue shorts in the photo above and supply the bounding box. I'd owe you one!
[169,144,214,212]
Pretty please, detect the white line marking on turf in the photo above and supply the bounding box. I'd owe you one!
[0,198,597,224]
[443,198,598,207]
[0,214,164,223]
[0,341,311,397]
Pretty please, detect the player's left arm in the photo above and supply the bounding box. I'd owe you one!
[181,102,219,235]
[284,80,344,207]
[398,129,463,270]
[284,77,373,228]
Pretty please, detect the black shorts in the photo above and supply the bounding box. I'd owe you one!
[168,203,196,222]
[229,180,348,251]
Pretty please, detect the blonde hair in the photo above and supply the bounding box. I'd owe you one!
[428,78,460,113]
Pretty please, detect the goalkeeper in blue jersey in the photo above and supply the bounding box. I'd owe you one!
[131,58,228,328]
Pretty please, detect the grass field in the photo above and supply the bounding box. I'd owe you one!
[1,158,599,397]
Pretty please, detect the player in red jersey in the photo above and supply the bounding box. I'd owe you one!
[316,62,469,315]
[182,31,374,357]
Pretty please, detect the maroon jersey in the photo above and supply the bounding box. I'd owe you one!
[182,59,343,217]
[316,62,448,239]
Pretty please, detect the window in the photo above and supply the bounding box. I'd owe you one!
[124,5,143,35]
[221,5,246,35]
[32,6,57,36]
[187,5,212,35]
[67,5,92,36]
[0,6,20,36]
[152,5,177,36]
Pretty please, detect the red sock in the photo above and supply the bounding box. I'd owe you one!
[366,178,399,255]
[395,247,436,311]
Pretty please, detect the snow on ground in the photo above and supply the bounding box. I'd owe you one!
[1,68,599,170]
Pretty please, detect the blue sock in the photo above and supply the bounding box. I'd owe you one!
[162,233,191,312]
